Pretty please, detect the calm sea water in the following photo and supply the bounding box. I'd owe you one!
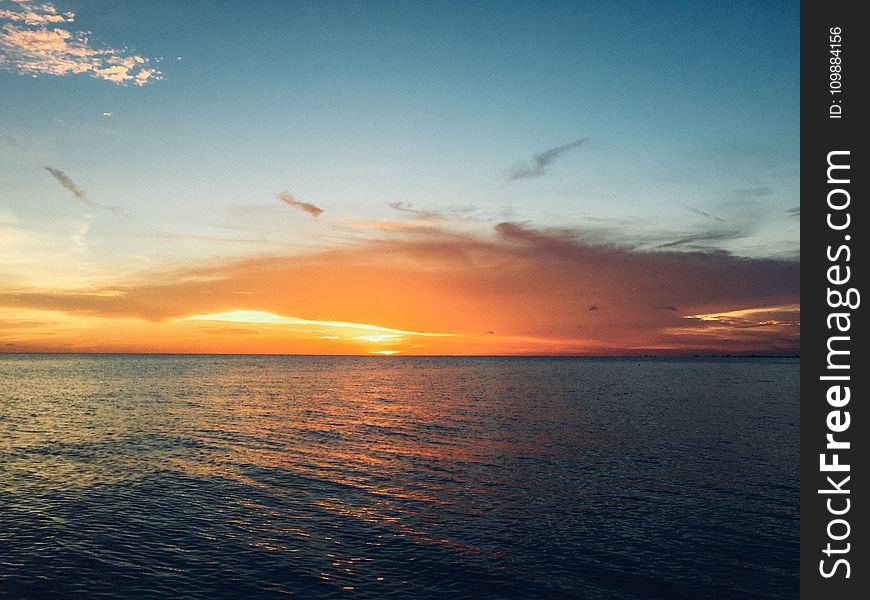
[0,355,798,599]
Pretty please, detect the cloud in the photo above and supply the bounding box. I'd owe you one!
[688,207,726,222]
[180,309,453,339]
[389,201,440,220]
[666,304,800,350]
[684,304,800,327]
[43,166,125,214]
[0,1,160,85]
[277,192,323,217]
[0,221,799,354]
[507,138,588,181]
[0,1,72,25]
[655,229,744,250]
[387,201,483,225]
[787,206,800,217]
[43,165,87,201]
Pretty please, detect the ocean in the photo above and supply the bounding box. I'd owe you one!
[0,355,798,599]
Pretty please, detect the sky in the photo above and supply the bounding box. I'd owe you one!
[0,0,800,355]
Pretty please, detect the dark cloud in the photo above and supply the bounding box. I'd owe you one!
[277,193,323,217]
[787,206,800,217]
[43,166,125,214]
[44,166,89,202]
[507,138,588,181]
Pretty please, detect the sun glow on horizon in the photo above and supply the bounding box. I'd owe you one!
[0,1,799,357]
[355,334,402,343]
[179,309,455,337]
[174,309,456,352]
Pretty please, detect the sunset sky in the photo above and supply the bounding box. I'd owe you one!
[1,0,799,355]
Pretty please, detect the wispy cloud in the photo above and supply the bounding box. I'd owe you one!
[787,206,800,217]
[685,304,800,325]
[0,0,160,85]
[507,138,588,181]
[43,165,86,201]
[667,304,800,348]
[389,201,440,220]
[655,230,743,250]
[43,166,124,214]
[180,309,454,339]
[688,207,726,222]
[388,201,482,224]
[277,192,323,217]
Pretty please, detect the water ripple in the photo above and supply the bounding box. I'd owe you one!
[0,355,798,599]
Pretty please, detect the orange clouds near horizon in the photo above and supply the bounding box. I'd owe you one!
[0,222,799,356]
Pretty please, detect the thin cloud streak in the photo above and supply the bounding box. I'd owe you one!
[277,193,323,217]
[43,165,87,202]
[387,201,483,224]
[43,166,125,215]
[180,309,455,337]
[688,207,726,222]
[655,230,743,249]
[508,138,588,181]
[388,201,440,220]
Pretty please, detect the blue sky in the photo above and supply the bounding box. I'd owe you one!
[0,0,800,354]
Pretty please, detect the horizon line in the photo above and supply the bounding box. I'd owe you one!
[0,351,801,359]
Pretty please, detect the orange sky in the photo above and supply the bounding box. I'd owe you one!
[0,1,799,357]
[0,222,799,355]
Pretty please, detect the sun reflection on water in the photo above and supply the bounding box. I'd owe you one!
[0,354,800,598]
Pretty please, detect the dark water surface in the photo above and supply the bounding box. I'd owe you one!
[0,355,798,599]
